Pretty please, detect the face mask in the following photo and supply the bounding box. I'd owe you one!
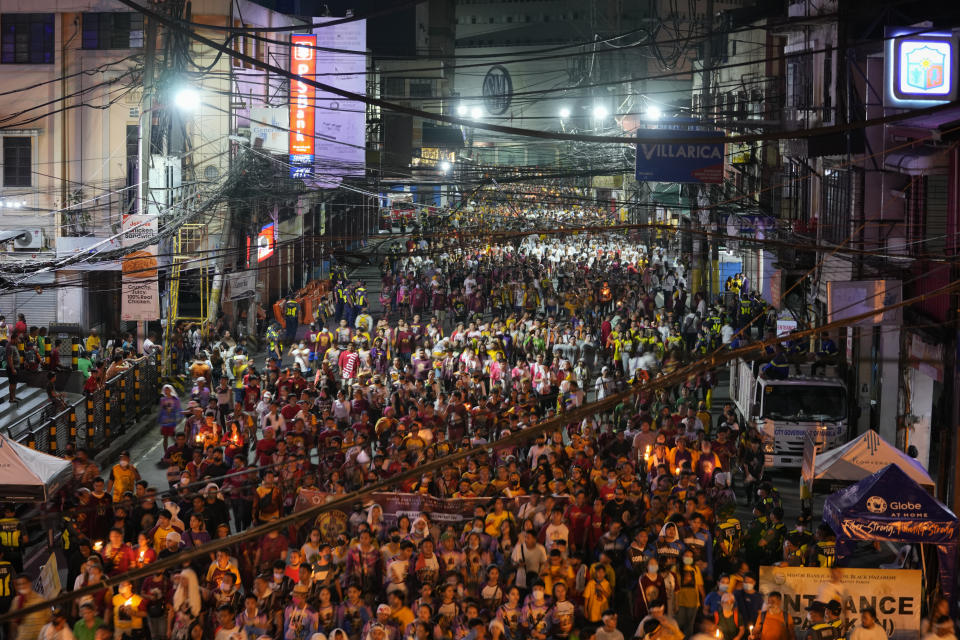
[120,460,129,468]
[533,589,544,601]
[718,584,728,592]
[682,557,694,566]
[647,564,658,574]
[744,583,755,593]
[274,573,283,581]
[795,526,805,532]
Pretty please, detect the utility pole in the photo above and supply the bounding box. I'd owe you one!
[138,14,158,354]
[696,0,714,300]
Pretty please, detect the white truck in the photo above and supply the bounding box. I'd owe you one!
[729,359,848,467]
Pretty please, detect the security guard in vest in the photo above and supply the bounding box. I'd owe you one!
[282,294,300,344]
[0,504,26,572]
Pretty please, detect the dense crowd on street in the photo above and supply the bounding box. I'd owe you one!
[0,221,941,640]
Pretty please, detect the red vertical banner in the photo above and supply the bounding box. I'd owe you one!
[289,34,317,174]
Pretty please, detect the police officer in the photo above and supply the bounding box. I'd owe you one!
[353,281,368,313]
[744,503,769,567]
[789,514,815,552]
[282,294,300,345]
[802,601,835,640]
[738,293,753,329]
[0,547,11,614]
[761,343,790,380]
[807,523,837,568]
[0,504,26,572]
[824,600,845,638]
[265,322,282,362]
[812,332,839,376]
[334,281,349,322]
[757,507,786,565]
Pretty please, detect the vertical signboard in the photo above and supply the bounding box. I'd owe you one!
[311,17,366,188]
[289,34,317,179]
[120,213,160,321]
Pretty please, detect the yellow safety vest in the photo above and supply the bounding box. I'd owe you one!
[0,518,21,548]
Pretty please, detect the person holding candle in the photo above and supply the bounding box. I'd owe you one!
[112,580,147,639]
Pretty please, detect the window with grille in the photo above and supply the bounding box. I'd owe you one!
[408,79,433,98]
[1,13,54,64]
[82,13,144,49]
[3,137,31,187]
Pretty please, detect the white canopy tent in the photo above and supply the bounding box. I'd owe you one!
[0,435,72,502]
[802,430,934,497]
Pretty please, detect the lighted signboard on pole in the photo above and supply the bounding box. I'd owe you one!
[289,34,317,179]
[885,28,959,107]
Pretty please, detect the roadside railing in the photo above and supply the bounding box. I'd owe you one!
[17,356,160,455]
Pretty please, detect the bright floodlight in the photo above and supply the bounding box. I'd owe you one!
[456,105,468,116]
[592,105,608,120]
[439,161,451,172]
[559,107,571,119]
[646,105,662,120]
[173,87,200,112]
[470,106,483,119]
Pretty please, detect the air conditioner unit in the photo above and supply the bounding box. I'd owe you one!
[13,229,43,250]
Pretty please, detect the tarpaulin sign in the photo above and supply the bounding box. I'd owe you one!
[257,223,275,262]
[369,493,567,526]
[759,566,921,639]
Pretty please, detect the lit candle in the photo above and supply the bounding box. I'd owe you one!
[93,540,103,552]
[715,630,722,639]
[124,597,134,608]
[675,467,681,475]
[139,550,145,562]
[196,433,204,443]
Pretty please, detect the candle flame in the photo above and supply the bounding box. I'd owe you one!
[93,540,103,551]
[124,598,133,607]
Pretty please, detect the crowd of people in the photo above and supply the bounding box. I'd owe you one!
[2,227,937,640]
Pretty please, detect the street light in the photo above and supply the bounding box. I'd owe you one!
[592,105,608,120]
[456,105,468,117]
[439,161,451,172]
[559,107,571,120]
[173,87,200,112]
[470,106,483,120]
[646,105,662,120]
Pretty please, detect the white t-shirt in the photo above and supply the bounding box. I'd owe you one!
[848,624,888,640]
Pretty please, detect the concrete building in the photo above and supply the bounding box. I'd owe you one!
[0,0,302,333]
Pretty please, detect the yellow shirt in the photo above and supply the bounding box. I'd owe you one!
[110,465,138,502]
[484,511,512,537]
[582,578,611,622]
[85,336,101,352]
[112,593,144,632]
[391,606,414,630]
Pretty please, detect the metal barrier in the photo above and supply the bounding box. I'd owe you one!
[17,357,159,455]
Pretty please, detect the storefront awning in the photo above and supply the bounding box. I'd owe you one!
[884,147,949,176]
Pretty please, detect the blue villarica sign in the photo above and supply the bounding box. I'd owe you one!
[635,128,725,184]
